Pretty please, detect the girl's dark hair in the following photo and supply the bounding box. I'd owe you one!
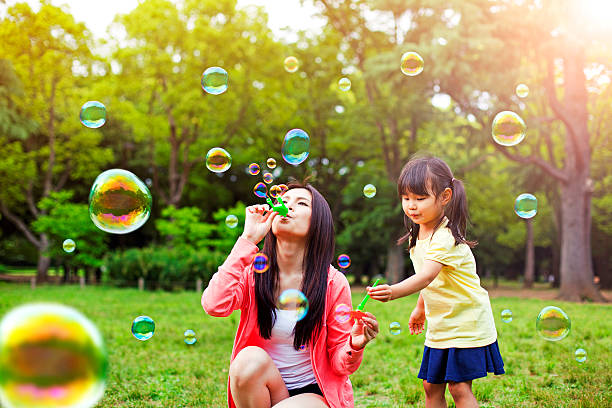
[255,181,334,350]
[397,155,476,250]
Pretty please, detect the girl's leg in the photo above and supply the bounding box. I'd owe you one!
[447,380,478,408]
[423,380,447,408]
[229,346,290,408]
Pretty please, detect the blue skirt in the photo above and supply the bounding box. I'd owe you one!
[418,340,505,384]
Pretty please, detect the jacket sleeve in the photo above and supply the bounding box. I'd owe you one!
[325,271,365,376]
[201,236,259,317]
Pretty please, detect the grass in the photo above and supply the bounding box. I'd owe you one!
[0,283,610,407]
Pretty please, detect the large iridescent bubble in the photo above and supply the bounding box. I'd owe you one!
[79,101,106,129]
[514,193,537,219]
[536,306,571,341]
[400,52,424,76]
[492,111,526,146]
[205,147,232,173]
[281,129,310,166]
[201,67,228,95]
[253,182,267,198]
[89,169,152,234]
[0,303,107,408]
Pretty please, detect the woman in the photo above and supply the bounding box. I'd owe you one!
[202,182,379,408]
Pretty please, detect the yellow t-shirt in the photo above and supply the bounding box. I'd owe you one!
[410,218,497,348]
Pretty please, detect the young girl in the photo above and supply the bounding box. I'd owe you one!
[368,156,504,408]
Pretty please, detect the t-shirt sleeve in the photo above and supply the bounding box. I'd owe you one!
[424,229,462,270]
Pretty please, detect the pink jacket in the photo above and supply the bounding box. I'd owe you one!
[202,237,364,408]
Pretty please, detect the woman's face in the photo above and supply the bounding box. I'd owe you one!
[271,188,312,240]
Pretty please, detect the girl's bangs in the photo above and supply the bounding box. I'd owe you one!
[398,162,431,196]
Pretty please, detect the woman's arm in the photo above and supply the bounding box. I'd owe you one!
[201,236,258,317]
[326,274,378,376]
[202,204,278,317]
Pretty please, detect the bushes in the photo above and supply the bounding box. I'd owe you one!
[103,246,225,290]
[102,202,246,290]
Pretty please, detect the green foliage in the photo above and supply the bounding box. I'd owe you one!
[1,284,610,407]
[32,190,109,269]
[104,202,246,288]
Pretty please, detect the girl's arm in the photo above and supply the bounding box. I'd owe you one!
[368,260,443,302]
[416,291,425,309]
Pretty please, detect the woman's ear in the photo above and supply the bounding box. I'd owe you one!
[440,187,452,206]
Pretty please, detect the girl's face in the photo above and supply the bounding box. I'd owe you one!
[401,186,451,227]
[271,188,312,239]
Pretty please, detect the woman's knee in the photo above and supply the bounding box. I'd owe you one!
[230,346,272,387]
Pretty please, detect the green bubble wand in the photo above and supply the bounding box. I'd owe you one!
[265,195,289,217]
[349,278,381,323]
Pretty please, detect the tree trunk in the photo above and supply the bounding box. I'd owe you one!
[385,243,404,284]
[523,218,535,288]
[36,234,50,282]
[558,177,605,301]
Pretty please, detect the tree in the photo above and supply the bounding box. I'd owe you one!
[32,191,109,282]
[0,2,113,280]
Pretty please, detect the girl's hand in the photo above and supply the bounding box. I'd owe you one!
[241,204,278,245]
[367,284,393,302]
[408,307,425,335]
[350,312,379,350]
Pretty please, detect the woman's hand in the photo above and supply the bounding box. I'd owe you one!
[349,312,379,350]
[367,284,393,302]
[241,204,278,245]
[408,307,425,335]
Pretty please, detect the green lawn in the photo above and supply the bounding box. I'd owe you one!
[0,283,610,407]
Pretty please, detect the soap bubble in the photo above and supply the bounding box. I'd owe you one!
[278,289,309,321]
[63,239,76,253]
[205,147,232,173]
[516,83,529,98]
[253,182,267,198]
[263,172,274,184]
[501,309,513,323]
[389,321,402,335]
[225,214,238,228]
[89,169,152,234]
[363,184,377,198]
[248,163,260,175]
[492,111,526,146]
[400,52,424,76]
[131,316,155,341]
[574,348,587,363]
[337,254,351,269]
[184,329,196,345]
[284,56,299,73]
[335,105,345,114]
[536,306,571,341]
[201,66,228,95]
[252,253,269,273]
[267,158,277,169]
[514,193,537,219]
[79,101,107,128]
[334,304,352,324]
[338,77,351,91]
[269,185,282,198]
[281,129,310,166]
[278,184,288,194]
[0,303,107,408]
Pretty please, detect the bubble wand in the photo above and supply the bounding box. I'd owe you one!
[350,278,380,323]
[265,195,289,217]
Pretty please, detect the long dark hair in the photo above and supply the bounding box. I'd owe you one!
[397,155,476,250]
[255,182,335,350]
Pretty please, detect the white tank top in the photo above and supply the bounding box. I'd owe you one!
[261,309,317,390]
